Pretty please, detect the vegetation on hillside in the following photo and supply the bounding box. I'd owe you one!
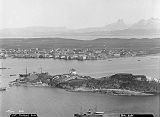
[10,72,160,95]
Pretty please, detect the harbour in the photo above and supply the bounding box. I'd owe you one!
[1,86,159,117]
[0,55,160,117]
[1,0,160,116]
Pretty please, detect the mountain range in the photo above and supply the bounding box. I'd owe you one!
[0,18,160,39]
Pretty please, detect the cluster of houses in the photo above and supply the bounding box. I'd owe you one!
[0,48,147,60]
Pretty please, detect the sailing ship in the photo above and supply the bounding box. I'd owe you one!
[19,66,30,78]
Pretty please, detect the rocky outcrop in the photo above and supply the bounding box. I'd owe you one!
[10,72,160,95]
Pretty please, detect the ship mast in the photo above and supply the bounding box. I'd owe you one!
[1,63,4,68]
[95,105,97,112]
[80,106,83,114]
[25,66,28,75]
[40,67,43,74]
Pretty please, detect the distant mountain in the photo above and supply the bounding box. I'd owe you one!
[0,18,160,39]
[0,26,70,38]
[74,19,128,33]
[129,18,160,30]
[104,19,128,31]
[59,18,160,38]
[109,18,160,36]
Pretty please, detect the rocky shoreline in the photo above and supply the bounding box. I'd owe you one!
[9,72,160,96]
[67,88,154,96]
[10,83,154,96]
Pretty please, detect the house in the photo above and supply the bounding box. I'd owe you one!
[114,53,120,57]
[69,69,77,75]
[135,75,147,81]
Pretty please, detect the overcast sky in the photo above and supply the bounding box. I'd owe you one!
[0,0,160,29]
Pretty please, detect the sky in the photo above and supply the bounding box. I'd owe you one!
[0,0,160,29]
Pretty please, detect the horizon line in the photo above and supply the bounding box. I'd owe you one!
[0,17,160,30]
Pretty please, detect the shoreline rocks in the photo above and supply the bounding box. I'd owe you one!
[9,72,160,96]
[66,88,154,96]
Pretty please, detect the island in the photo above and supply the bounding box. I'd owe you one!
[9,69,160,96]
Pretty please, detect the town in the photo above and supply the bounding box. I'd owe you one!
[0,48,147,60]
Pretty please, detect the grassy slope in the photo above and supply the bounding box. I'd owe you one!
[0,38,160,50]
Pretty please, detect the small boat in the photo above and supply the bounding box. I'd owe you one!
[19,74,29,77]
[137,59,141,61]
[19,109,24,113]
[0,67,7,69]
[74,108,104,117]
[10,74,17,77]
[6,110,15,113]
[0,87,6,91]
[0,64,7,69]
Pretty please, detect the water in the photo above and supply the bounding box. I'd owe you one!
[1,87,160,117]
[0,55,160,117]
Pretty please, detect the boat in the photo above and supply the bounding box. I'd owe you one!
[19,109,24,113]
[0,67,7,69]
[19,74,29,77]
[6,110,15,113]
[10,74,16,77]
[74,108,104,117]
[19,66,30,78]
[0,63,8,69]
[0,87,6,91]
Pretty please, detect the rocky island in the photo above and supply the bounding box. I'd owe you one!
[9,69,160,96]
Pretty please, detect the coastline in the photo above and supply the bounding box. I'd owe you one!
[1,53,160,61]
[8,70,160,96]
[66,88,154,96]
[9,82,155,96]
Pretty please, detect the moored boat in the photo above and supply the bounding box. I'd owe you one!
[0,67,7,69]
[19,109,24,113]
[10,74,16,76]
[0,87,6,91]
[74,108,104,117]
[19,66,30,78]
[0,63,9,69]
[19,74,30,77]
[6,110,15,113]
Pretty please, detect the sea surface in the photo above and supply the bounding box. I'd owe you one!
[0,55,160,117]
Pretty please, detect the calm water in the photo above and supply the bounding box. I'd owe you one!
[0,55,160,117]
